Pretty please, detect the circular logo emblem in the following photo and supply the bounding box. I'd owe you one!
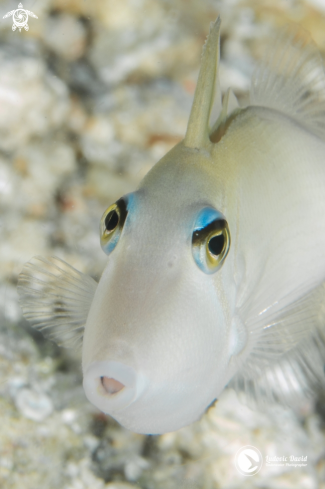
[235,445,263,476]
[13,9,28,27]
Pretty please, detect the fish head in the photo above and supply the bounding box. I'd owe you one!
[82,143,241,434]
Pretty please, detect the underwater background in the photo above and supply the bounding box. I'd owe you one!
[1,0,325,487]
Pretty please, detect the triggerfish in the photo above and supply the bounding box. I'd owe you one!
[18,18,325,434]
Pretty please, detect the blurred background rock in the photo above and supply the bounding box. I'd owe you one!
[0,0,325,488]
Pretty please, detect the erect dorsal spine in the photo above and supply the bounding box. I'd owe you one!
[184,17,221,149]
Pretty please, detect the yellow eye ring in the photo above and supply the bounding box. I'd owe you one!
[100,198,128,255]
[192,215,230,274]
[205,226,230,269]
[101,203,119,237]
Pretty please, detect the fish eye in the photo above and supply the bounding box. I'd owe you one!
[192,207,230,274]
[105,208,119,232]
[208,233,224,256]
[100,197,128,255]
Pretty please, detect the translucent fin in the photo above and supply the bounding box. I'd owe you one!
[230,281,325,408]
[224,88,239,116]
[250,25,325,140]
[184,17,221,148]
[208,76,223,132]
[17,256,97,349]
[210,88,240,142]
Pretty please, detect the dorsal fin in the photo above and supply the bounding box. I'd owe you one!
[184,17,222,149]
[210,88,240,143]
[250,25,325,139]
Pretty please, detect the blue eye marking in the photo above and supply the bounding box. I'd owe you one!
[194,207,225,231]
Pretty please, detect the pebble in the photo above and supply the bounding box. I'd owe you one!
[43,14,87,61]
[124,456,150,481]
[0,55,69,152]
[105,483,139,489]
[15,388,53,421]
[61,408,78,424]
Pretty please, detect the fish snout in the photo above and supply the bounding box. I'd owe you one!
[83,360,147,413]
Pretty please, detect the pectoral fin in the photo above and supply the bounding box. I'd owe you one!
[231,281,325,408]
[17,256,97,349]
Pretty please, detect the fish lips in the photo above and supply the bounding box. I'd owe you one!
[83,360,148,413]
[83,357,224,434]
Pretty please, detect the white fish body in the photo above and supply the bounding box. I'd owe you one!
[18,19,325,434]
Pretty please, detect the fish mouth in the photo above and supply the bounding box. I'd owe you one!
[100,376,125,395]
[83,360,148,413]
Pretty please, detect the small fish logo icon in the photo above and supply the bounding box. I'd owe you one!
[3,3,38,32]
[235,446,263,476]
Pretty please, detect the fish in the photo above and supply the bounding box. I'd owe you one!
[17,17,325,435]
